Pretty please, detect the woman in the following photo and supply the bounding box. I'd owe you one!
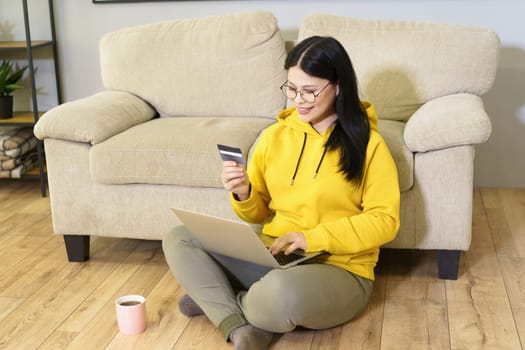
[163,36,400,350]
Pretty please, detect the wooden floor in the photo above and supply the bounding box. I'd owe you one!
[0,180,524,350]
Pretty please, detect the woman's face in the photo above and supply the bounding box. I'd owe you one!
[287,66,338,132]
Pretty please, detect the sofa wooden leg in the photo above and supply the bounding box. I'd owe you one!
[437,250,461,280]
[63,235,90,262]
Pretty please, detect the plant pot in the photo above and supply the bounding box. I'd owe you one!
[0,96,14,119]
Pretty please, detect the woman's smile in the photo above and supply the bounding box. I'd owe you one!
[296,105,313,115]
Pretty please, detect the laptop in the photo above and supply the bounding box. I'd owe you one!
[171,208,325,269]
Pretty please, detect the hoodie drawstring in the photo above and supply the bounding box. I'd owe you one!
[290,133,307,185]
[313,146,327,179]
[290,132,328,185]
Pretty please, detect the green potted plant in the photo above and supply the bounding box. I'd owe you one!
[0,59,29,119]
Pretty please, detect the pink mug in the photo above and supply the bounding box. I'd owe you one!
[115,295,147,334]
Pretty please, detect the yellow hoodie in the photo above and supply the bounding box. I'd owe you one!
[230,102,400,280]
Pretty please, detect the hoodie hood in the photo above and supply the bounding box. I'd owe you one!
[362,101,378,131]
[276,100,378,132]
[275,101,378,185]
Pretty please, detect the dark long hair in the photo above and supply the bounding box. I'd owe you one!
[285,36,370,186]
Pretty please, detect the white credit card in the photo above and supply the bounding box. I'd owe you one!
[217,144,245,165]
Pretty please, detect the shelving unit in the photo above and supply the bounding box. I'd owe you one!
[0,0,62,197]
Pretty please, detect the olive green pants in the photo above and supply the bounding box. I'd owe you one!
[162,226,373,340]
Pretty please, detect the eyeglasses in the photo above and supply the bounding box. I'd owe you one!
[280,81,331,103]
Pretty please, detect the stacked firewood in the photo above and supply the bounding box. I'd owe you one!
[0,126,38,178]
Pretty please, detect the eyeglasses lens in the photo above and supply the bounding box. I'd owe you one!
[280,85,315,103]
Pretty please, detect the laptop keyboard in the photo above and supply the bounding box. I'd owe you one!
[273,251,304,266]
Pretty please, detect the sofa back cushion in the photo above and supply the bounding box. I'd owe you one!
[299,14,500,122]
[100,11,287,119]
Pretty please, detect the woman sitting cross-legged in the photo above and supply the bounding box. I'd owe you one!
[162,35,400,350]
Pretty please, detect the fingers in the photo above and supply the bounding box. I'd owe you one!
[284,241,302,256]
[222,161,243,185]
[270,232,306,255]
[270,236,296,255]
[269,240,284,255]
[221,161,249,198]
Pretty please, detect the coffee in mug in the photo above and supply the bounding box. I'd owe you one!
[115,295,147,334]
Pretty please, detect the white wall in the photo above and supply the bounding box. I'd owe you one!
[2,0,524,188]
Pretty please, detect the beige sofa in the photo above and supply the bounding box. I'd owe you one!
[34,11,499,280]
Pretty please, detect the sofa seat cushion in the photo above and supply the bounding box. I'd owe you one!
[378,119,413,192]
[89,117,274,187]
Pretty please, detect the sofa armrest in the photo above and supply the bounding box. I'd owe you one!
[34,91,156,145]
[403,93,492,153]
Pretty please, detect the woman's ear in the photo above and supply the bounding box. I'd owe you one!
[335,83,340,96]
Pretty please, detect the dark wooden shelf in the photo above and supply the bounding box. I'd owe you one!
[0,40,55,51]
[0,111,44,126]
[24,163,46,176]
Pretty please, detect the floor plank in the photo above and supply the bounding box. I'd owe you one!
[499,256,525,347]
[0,296,25,323]
[483,189,525,258]
[172,316,232,350]
[381,277,449,349]
[310,326,343,350]
[446,247,522,350]
[271,330,315,350]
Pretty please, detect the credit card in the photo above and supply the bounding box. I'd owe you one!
[217,144,246,165]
